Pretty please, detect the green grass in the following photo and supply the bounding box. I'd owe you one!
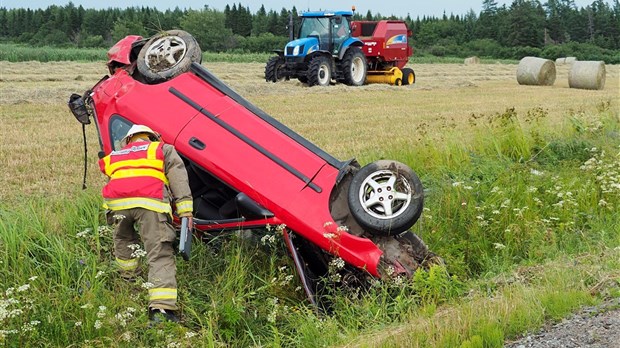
[1,106,619,346]
[0,43,517,64]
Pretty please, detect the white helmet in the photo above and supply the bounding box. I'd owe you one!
[121,124,159,146]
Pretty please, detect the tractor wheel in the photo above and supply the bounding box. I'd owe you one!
[341,47,367,86]
[347,160,424,235]
[265,56,286,82]
[402,68,415,85]
[136,30,202,84]
[307,55,332,87]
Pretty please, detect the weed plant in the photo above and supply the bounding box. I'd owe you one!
[1,106,619,347]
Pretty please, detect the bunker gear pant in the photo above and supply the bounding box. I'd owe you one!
[111,208,178,311]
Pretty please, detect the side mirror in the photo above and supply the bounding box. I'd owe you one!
[68,93,91,125]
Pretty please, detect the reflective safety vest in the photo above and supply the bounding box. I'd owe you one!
[99,141,172,214]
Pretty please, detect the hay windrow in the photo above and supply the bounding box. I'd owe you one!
[568,61,606,90]
[516,57,556,86]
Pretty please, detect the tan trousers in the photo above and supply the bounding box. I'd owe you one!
[111,208,178,311]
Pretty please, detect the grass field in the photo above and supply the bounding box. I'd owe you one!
[1,60,619,347]
[1,61,617,199]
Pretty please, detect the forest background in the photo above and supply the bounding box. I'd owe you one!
[1,0,619,63]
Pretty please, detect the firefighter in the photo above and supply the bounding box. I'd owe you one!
[99,124,193,324]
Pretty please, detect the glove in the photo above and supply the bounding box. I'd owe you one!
[179,212,193,231]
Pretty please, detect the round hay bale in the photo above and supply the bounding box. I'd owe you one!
[516,57,556,86]
[565,57,577,64]
[568,61,606,90]
[555,57,566,65]
[464,56,480,65]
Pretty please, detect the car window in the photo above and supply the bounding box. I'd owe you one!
[109,116,133,150]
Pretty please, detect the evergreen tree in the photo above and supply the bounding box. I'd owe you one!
[507,0,546,48]
[252,5,269,36]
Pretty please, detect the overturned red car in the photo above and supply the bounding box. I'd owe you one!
[69,30,438,304]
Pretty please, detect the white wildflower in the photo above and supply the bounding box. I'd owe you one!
[530,169,543,176]
[452,181,463,187]
[493,243,506,250]
[74,321,82,327]
[94,320,102,329]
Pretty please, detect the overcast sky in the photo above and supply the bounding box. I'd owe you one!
[0,0,614,18]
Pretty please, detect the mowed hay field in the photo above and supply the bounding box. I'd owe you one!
[0,61,618,202]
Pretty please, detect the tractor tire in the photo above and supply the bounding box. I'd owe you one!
[136,30,202,84]
[347,160,424,235]
[340,47,367,86]
[307,55,332,87]
[402,68,415,85]
[265,56,286,82]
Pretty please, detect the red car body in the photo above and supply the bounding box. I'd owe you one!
[92,64,382,276]
[70,32,431,303]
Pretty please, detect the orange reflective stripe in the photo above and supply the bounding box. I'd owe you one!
[110,168,169,184]
[104,197,172,214]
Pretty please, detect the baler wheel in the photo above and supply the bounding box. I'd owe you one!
[402,68,415,85]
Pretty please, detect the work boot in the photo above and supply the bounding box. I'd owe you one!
[148,307,180,324]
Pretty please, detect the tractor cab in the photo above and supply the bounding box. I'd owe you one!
[296,11,353,55]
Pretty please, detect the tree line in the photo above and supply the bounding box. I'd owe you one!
[0,0,618,62]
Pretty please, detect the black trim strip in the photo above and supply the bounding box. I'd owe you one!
[170,87,322,193]
[189,62,345,170]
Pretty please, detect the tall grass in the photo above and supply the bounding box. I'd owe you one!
[1,106,619,347]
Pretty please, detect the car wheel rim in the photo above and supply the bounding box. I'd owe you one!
[144,35,188,71]
[358,170,412,220]
[318,64,330,85]
[351,56,364,82]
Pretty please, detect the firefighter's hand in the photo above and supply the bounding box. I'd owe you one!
[179,212,193,230]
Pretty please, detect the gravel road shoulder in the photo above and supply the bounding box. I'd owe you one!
[505,298,620,348]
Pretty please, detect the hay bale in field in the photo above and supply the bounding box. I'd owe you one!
[516,57,556,86]
[568,61,606,90]
[565,57,577,64]
[464,56,480,65]
[555,57,566,65]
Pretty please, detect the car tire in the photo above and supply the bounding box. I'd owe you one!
[347,160,424,235]
[265,56,286,82]
[136,30,202,84]
[402,68,415,85]
[340,47,367,86]
[307,55,332,87]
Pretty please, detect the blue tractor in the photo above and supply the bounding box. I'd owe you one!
[265,10,367,87]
